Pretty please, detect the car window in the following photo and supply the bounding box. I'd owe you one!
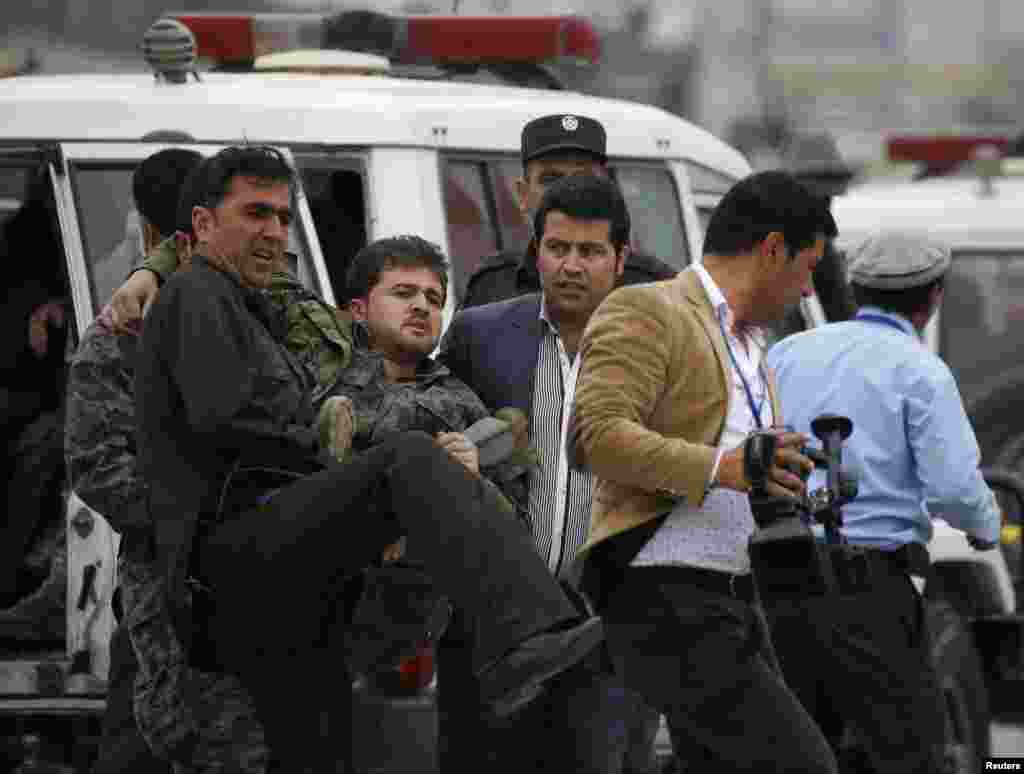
[69,161,319,315]
[0,165,32,228]
[295,154,368,303]
[0,161,74,349]
[443,159,499,303]
[490,158,531,251]
[442,153,695,297]
[941,252,1024,408]
[612,164,689,269]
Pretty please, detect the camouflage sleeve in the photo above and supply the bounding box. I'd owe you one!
[136,237,182,284]
[266,273,354,403]
[65,324,149,533]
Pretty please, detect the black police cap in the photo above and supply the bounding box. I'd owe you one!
[521,114,607,165]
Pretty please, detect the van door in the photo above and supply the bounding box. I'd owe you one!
[0,148,76,642]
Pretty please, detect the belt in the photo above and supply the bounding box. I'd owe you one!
[825,542,931,595]
[624,565,757,603]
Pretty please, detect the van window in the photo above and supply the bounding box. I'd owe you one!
[443,160,499,302]
[295,155,369,304]
[69,161,321,314]
[442,153,693,301]
[0,166,32,228]
[0,163,72,613]
[612,165,689,269]
[941,252,1024,407]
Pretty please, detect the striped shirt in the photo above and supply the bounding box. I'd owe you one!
[527,301,595,576]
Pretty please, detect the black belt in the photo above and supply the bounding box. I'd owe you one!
[624,565,757,603]
[824,542,931,595]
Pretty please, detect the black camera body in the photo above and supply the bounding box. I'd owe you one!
[746,415,857,598]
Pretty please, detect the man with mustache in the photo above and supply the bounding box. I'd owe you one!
[439,174,654,773]
[460,113,675,310]
[133,145,602,773]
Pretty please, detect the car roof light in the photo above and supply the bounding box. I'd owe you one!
[168,10,601,68]
[169,13,325,65]
[397,15,600,66]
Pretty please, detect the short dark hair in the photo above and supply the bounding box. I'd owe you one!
[703,170,837,258]
[190,145,296,214]
[523,149,606,177]
[132,148,204,239]
[851,276,944,319]
[532,174,630,252]
[346,235,449,302]
[173,163,207,238]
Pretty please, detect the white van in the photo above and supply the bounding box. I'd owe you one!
[0,11,749,770]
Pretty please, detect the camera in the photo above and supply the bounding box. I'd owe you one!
[746,415,858,597]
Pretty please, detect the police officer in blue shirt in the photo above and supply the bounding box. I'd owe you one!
[764,232,1001,774]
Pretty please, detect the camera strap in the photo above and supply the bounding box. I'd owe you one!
[717,312,767,429]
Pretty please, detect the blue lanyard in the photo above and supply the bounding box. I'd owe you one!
[717,313,766,429]
[855,312,907,334]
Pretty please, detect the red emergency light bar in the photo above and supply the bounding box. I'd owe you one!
[887,135,1009,165]
[169,10,601,68]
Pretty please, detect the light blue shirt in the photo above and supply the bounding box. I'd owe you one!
[766,307,1000,549]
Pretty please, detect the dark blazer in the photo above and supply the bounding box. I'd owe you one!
[135,258,318,604]
[438,293,545,417]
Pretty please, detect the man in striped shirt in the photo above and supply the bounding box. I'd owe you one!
[441,174,654,773]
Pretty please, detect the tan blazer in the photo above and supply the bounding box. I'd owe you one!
[570,266,781,556]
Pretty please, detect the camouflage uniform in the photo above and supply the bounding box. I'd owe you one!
[141,244,352,408]
[66,238,354,772]
[330,338,533,521]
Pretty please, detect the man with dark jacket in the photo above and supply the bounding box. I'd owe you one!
[134,145,601,773]
[440,175,660,774]
[460,113,677,309]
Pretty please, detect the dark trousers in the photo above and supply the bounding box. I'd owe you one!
[437,609,660,774]
[196,432,578,771]
[764,564,945,774]
[1,409,64,606]
[603,568,837,774]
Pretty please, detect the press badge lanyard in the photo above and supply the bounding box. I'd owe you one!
[855,312,907,334]
[717,311,766,430]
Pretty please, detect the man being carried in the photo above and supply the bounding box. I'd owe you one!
[133,145,601,772]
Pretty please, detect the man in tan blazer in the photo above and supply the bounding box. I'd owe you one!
[570,170,839,773]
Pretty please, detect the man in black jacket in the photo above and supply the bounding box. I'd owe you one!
[461,113,677,309]
[134,145,602,773]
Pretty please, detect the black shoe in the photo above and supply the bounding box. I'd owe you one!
[476,616,604,717]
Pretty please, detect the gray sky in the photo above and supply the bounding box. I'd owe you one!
[276,0,698,46]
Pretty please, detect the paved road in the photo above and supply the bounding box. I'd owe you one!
[994,722,1024,757]
[652,721,1024,766]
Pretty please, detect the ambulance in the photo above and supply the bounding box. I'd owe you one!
[0,10,749,770]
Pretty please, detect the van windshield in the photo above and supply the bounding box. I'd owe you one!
[69,162,320,314]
